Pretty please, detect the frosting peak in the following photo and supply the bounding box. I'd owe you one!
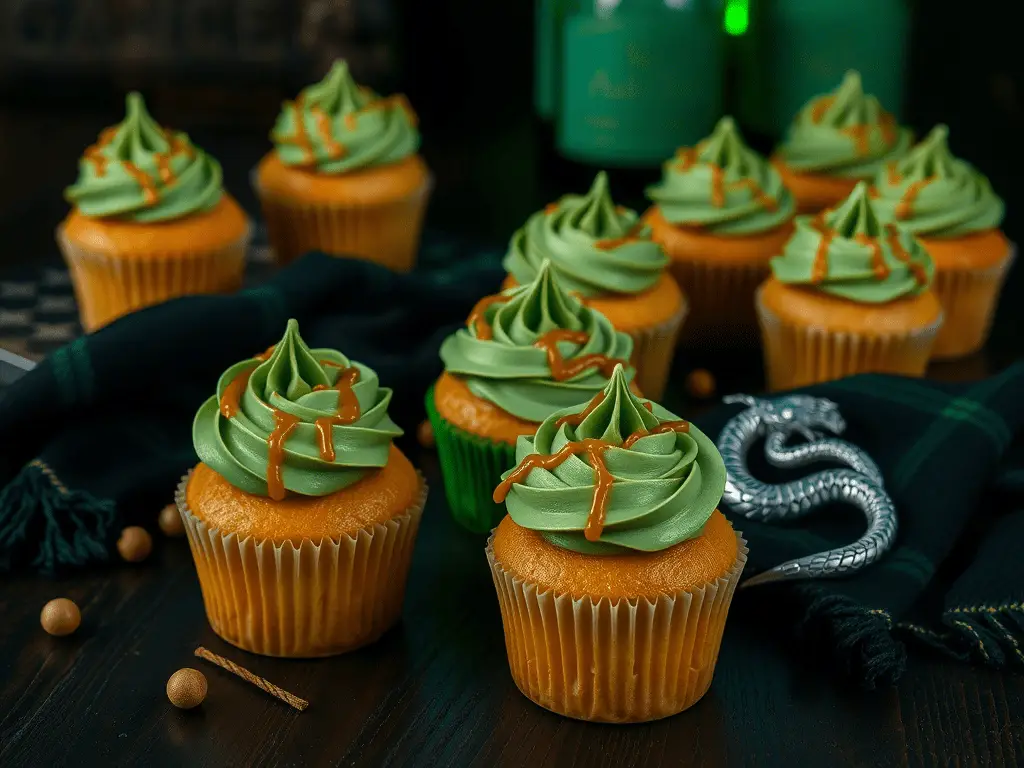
[777,70,912,179]
[495,366,726,555]
[871,125,1005,238]
[503,172,669,297]
[193,319,401,498]
[646,116,795,234]
[770,182,935,303]
[271,58,419,174]
[65,92,223,222]
[440,260,635,422]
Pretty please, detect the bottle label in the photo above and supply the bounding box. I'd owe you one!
[557,13,723,167]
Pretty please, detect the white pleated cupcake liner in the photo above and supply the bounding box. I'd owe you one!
[930,242,1016,360]
[176,470,427,658]
[755,285,943,391]
[56,223,251,332]
[486,531,747,723]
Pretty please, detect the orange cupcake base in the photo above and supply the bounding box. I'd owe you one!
[646,207,794,345]
[919,232,1014,359]
[502,273,686,401]
[256,152,431,272]
[487,513,746,723]
[771,157,860,215]
[177,451,427,658]
[58,196,251,332]
[756,278,943,391]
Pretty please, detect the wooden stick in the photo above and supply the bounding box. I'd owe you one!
[194,647,309,712]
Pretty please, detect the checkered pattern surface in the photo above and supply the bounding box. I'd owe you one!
[0,224,275,362]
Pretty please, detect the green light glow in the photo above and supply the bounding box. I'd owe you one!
[724,0,750,36]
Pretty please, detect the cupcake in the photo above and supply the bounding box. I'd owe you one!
[773,71,912,214]
[488,365,745,722]
[757,182,943,390]
[503,172,685,400]
[60,92,250,332]
[255,60,431,271]
[871,125,1013,359]
[178,319,426,657]
[429,259,637,533]
[645,117,796,344]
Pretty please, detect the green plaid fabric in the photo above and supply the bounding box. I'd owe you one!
[0,246,504,573]
[700,364,1024,688]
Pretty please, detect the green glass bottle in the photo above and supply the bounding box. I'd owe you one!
[555,0,725,169]
[734,0,910,139]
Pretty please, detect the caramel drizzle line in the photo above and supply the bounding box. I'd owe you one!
[809,216,834,283]
[83,127,118,177]
[544,203,559,215]
[674,146,778,212]
[344,93,419,131]
[886,163,936,220]
[311,362,361,462]
[493,413,690,542]
[812,95,897,156]
[312,106,346,160]
[276,94,315,166]
[555,391,605,429]
[153,129,195,185]
[886,224,929,286]
[266,411,300,500]
[855,233,891,280]
[594,222,644,251]
[219,346,276,418]
[534,329,626,382]
[466,294,510,341]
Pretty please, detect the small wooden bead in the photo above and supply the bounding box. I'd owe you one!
[167,668,207,710]
[117,526,153,563]
[158,504,185,537]
[417,419,435,449]
[686,369,717,400]
[40,598,81,637]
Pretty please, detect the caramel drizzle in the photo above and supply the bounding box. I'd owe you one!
[856,233,891,280]
[153,129,195,185]
[886,224,929,286]
[544,203,559,215]
[83,127,118,177]
[673,146,778,212]
[466,294,510,341]
[122,163,159,205]
[311,363,361,463]
[534,330,625,382]
[218,346,276,418]
[85,124,194,201]
[809,216,834,283]
[555,391,605,429]
[493,410,691,541]
[266,411,300,500]
[886,165,935,220]
[344,94,418,131]
[594,222,644,251]
[811,96,897,156]
[312,106,346,160]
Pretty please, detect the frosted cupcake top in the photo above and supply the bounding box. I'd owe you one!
[440,260,635,422]
[770,182,934,304]
[776,71,913,180]
[193,320,402,499]
[871,125,1005,238]
[65,93,223,223]
[271,60,419,174]
[495,366,726,555]
[503,172,669,298]
[646,117,795,235]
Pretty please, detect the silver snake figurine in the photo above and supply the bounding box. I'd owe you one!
[717,394,897,589]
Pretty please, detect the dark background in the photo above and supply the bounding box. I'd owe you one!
[1,2,1023,766]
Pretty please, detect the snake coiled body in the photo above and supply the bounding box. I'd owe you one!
[717,395,897,588]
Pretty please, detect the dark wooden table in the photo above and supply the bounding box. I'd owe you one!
[2,65,1024,764]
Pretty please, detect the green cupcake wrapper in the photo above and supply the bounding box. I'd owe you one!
[425,386,518,534]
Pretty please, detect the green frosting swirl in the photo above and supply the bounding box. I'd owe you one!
[770,182,934,303]
[193,319,402,498]
[440,260,635,423]
[65,93,223,223]
[503,172,669,298]
[871,125,1005,238]
[777,71,912,179]
[500,365,726,555]
[646,116,795,235]
[271,59,419,174]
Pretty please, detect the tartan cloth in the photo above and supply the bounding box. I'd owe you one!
[700,365,1024,688]
[0,245,504,574]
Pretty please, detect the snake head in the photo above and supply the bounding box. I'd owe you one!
[724,394,846,435]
